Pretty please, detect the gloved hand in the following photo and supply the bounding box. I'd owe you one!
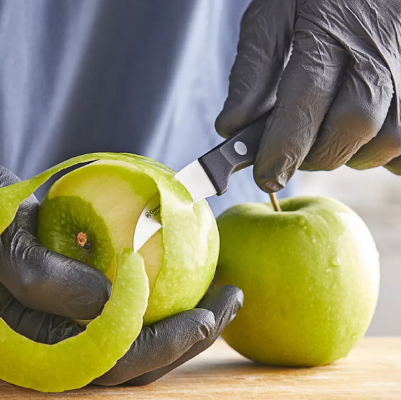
[0,166,243,386]
[216,0,401,192]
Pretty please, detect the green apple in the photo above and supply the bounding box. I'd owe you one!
[215,196,380,367]
[37,159,219,325]
[0,152,219,391]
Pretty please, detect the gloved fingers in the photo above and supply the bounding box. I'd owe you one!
[346,105,401,170]
[0,165,39,232]
[124,285,243,386]
[93,308,216,386]
[195,285,244,335]
[0,166,21,187]
[301,59,394,171]
[3,230,111,320]
[0,282,83,344]
[215,0,296,138]
[253,21,348,192]
[385,155,401,175]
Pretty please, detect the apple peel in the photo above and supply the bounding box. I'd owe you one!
[0,152,208,392]
[0,249,148,392]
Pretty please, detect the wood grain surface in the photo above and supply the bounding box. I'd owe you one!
[1,337,400,399]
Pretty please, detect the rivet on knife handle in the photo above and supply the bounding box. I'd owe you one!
[198,117,266,196]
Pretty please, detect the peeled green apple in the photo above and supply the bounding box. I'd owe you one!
[0,152,218,391]
[37,159,219,325]
[215,196,380,367]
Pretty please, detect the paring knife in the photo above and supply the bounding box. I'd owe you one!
[133,117,266,252]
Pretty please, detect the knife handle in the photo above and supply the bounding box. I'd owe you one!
[198,116,267,196]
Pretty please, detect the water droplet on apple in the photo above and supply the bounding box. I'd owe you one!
[312,238,317,244]
[329,256,341,268]
[325,268,331,273]
[303,225,307,229]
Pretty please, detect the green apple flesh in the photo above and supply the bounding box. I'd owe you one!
[0,152,218,391]
[215,196,380,367]
[37,159,218,325]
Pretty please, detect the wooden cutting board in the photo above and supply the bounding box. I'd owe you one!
[0,337,400,399]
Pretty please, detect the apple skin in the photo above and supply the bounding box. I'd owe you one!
[215,196,380,367]
[38,160,219,325]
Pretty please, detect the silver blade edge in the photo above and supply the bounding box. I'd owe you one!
[133,160,216,252]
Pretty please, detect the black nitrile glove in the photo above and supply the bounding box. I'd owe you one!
[216,0,401,193]
[0,166,243,386]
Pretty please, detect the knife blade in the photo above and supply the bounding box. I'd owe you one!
[133,117,267,252]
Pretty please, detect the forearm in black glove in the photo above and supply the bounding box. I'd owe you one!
[0,166,243,386]
[216,0,401,192]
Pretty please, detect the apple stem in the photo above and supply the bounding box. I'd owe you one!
[269,193,282,212]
